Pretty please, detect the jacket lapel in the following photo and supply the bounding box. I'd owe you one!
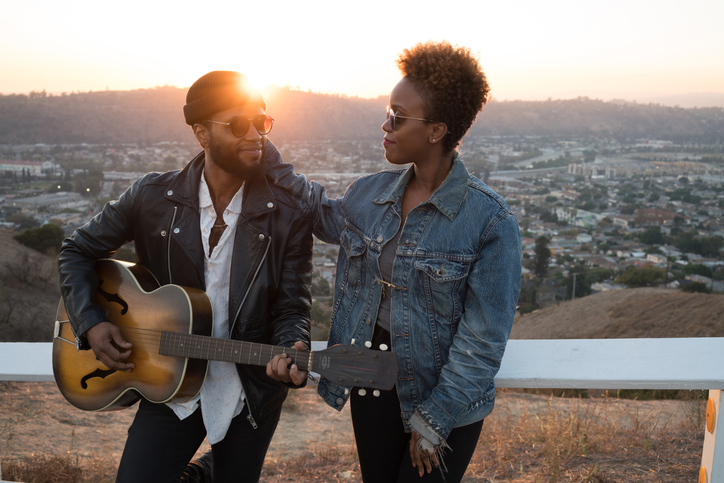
[227,174,277,334]
[164,152,206,288]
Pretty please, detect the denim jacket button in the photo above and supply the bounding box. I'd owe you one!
[365,318,371,325]
[336,398,344,405]
[376,235,383,243]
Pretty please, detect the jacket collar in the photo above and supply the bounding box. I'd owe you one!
[164,151,204,209]
[165,151,277,220]
[374,152,470,221]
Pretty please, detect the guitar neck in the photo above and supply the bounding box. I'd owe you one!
[159,331,313,371]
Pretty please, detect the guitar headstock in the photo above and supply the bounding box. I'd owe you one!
[313,344,398,390]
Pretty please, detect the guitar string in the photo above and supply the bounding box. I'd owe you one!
[109,327,362,365]
[106,326,316,366]
[103,327,392,376]
[90,326,388,385]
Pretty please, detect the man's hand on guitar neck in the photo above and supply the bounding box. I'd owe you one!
[266,341,308,386]
[86,322,135,372]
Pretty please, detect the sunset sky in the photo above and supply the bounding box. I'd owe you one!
[1,0,722,105]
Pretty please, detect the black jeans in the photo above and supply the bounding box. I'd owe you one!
[115,398,281,483]
[350,385,484,483]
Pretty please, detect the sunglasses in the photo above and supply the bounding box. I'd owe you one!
[386,106,437,131]
[206,115,274,137]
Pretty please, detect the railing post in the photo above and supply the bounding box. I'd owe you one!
[700,389,723,483]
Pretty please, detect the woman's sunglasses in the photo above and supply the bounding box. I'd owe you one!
[206,115,275,137]
[386,106,436,131]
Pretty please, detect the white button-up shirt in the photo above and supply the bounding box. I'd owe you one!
[166,172,246,444]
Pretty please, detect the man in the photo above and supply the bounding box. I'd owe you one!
[57,71,313,482]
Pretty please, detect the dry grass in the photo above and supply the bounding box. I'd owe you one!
[1,394,704,483]
[466,394,703,482]
[0,453,114,483]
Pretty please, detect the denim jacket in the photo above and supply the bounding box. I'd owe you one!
[264,141,521,442]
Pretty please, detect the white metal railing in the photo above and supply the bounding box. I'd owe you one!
[1,338,722,482]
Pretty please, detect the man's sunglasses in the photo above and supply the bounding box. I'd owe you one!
[386,106,437,131]
[206,115,275,137]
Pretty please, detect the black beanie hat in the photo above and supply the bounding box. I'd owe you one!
[183,71,266,126]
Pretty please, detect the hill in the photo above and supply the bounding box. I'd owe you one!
[0,229,60,342]
[511,287,724,339]
[1,87,723,144]
[2,222,723,344]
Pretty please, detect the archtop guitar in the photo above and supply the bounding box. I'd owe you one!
[53,259,398,411]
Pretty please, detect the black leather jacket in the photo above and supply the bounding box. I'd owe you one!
[57,151,313,425]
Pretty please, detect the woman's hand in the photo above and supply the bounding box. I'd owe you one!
[409,430,439,477]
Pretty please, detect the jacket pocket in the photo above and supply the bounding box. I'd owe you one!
[414,258,469,329]
[340,229,367,287]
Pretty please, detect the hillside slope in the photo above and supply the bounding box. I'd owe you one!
[511,287,724,339]
[2,227,723,343]
[0,229,60,342]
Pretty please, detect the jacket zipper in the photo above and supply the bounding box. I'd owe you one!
[231,235,271,429]
[246,413,259,429]
[167,206,178,283]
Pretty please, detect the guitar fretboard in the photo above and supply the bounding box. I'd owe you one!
[159,331,313,371]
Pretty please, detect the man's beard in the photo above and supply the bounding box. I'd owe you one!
[207,133,263,180]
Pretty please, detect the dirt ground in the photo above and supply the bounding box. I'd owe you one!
[0,381,705,476]
[0,382,355,467]
[0,231,717,481]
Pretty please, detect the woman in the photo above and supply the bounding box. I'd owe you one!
[266,41,521,482]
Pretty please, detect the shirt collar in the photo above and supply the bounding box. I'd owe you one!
[374,152,469,221]
[198,170,244,214]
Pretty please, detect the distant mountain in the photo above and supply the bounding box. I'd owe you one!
[637,92,724,109]
[1,87,723,145]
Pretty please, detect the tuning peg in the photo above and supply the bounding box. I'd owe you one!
[373,390,380,397]
[379,344,388,351]
[351,338,356,345]
[358,389,367,396]
[344,388,349,395]
[364,341,372,348]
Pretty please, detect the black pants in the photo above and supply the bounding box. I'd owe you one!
[350,384,484,483]
[115,398,281,483]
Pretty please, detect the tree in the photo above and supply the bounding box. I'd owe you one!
[680,282,710,293]
[565,265,592,299]
[615,266,665,288]
[533,236,551,279]
[310,300,332,334]
[312,276,331,296]
[620,204,637,215]
[639,226,664,245]
[682,264,713,278]
[6,213,40,230]
[539,209,557,223]
[73,168,103,197]
[13,224,65,255]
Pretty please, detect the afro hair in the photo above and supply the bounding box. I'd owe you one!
[396,41,489,152]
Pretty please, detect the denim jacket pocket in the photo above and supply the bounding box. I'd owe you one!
[340,228,367,287]
[414,258,469,331]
